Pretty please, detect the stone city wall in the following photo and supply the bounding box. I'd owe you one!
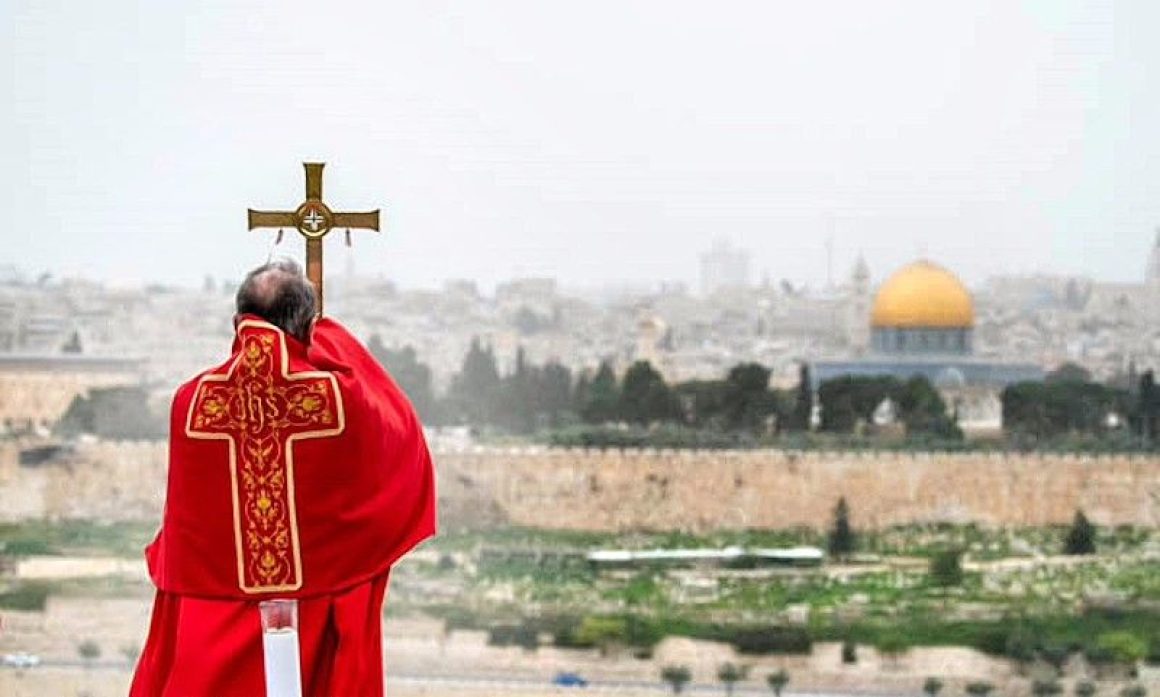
[437,447,1160,532]
[0,442,1157,531]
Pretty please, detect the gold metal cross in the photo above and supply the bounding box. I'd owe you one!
[247,162,380,313]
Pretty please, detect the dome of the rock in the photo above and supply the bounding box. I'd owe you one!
[871,260,974,329]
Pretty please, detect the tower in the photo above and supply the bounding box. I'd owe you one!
[846,254,871,352]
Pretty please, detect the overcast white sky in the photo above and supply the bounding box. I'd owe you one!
[3,1,1158,291]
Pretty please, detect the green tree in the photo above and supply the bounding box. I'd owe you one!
[574,616,628,656]
[929,549,965,588]
[842,640,857,664]
[827,497,856,561]
[446,337,501,426]
[1039,644,1070,677]
[817,375,899,433]
[716,662,748,696]
[619,360,678,424]
[1137,370,1160,441]
[877,633,908,668]
[1046,362,1093,384]
[367,336,438,422]
[1095,631,1147,666]
[1004,623,1039,669]
[1119,687,1146,697]
[1032,679,1063,697]
[500,347,538,433]
[897,375,961,439]
[1065,509,1097,555]
[1002,380,1128,439]
[791,363,813,431]
[56,386,167,440]
[923,677,944,697]
[573,372,591,418]
[1074,680,1097,697]
[674,379,728,428]
[660,665,692,694]
[537,360,574,428]
[581,361,620,424]
[766,669,790,696]
[965,682,994,696]
[722,362,776,432]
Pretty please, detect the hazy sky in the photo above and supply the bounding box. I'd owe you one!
[3,1,1158,291]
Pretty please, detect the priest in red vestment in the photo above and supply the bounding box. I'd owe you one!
[130,259,436,697]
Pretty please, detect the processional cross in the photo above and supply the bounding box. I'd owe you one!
[247,163,380,312]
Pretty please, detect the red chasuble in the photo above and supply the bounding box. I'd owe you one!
[130,316,436,697]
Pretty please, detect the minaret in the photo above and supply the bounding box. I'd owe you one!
[847,254,871,352]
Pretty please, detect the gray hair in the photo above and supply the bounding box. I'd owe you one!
[235,259,317,343]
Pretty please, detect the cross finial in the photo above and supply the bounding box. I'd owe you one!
[247,163,381,313]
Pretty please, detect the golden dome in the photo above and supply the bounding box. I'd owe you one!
[871,260,974,329]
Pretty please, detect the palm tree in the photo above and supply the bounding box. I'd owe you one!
[767,669,790,696]
[661,665,692,694]
[717,662,748,696]
[924,677,944,697]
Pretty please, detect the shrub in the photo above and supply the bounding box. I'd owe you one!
[574,616,629,654]
[1039,644,1071,675]
[1004,624,1039,665]
[1074,680,1097,697]
[660,665,691,694]
[929,548,964,588]
[923,677,943,696]
[1065,510,1097,555]
[1032,679,1063,697]
[767,669,790,696]
[828,497,856,560]
[77,639,101,664]
[717,663,748,696]
[729,626,812,655]
[487,624,539,650]
[876,632,909,657]
[0,582,51,612]
[1095,631,1148,665]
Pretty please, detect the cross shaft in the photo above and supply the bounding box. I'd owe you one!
[247,163,381,313]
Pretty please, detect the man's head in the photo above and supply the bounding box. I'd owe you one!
[235,259,317,343]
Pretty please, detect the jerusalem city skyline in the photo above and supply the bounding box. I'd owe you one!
[6,227,1160,295]
[3,2,1159,695]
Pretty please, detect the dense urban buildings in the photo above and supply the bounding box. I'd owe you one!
[0,234,1159,433]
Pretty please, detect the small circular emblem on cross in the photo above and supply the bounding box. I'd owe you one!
[302,209,326,232]
[293,201,333,239]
